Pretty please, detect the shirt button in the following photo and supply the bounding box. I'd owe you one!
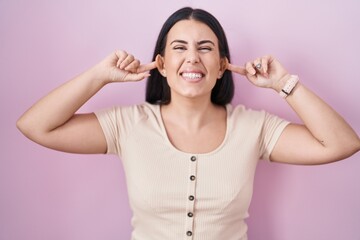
[187,212,193,217]
[189,195,195,201]
[190,156,197,161]
[186,231,193,236]
[190,175,196,181]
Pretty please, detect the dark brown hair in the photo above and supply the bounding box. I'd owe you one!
[146,7,234,105]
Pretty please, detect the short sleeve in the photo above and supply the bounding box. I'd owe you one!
[259,112,290,160]
[94,105,148,156]
[94,107,121,155]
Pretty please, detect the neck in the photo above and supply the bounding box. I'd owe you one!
[161,95,223,129]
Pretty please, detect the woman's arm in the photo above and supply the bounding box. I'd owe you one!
[271,82,360,164]
[17,50,156,154]
[228,56,360,165]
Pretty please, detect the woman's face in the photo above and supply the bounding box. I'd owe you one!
[160,19,225,102]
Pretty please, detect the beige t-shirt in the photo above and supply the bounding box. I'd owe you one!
[95,103,289,240]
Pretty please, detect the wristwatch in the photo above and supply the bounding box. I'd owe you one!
[279,75,299,98]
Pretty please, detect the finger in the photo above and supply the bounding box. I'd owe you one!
[124,59,140,73]
[137,61,157,73]
[227,63,247,75]
[260,58,267,74]
[253,57,270,78]
[262,55,274,74]
[119,54,135,69]
[115,50,128,68]
[258,58,269,78]
[254,58,262,72]
[125,72,151,82]
[246,72,258,84]
[260,55,274,78]
[245,62,256,75]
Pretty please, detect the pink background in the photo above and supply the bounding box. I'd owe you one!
[1,0,360,239]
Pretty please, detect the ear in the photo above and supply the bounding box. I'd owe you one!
[218,57,229,79]
[155,54,167,77]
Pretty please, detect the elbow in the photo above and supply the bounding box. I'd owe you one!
[16,116,45,147]
[16,118,30,141]
[322,136,360,163]
[16,116,55,150]
[16,116,27,135]
[349,133,360,154]
[16,115,36,139]
[337,136,360,160]
[354,136,360,154]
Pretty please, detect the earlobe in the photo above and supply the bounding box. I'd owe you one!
[155,54,166,77]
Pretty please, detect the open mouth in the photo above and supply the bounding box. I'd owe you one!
[181,72,204,82]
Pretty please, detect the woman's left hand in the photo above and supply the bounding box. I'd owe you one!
[227,55,290,92]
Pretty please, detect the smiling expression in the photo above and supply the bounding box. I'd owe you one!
[158,19,226,102]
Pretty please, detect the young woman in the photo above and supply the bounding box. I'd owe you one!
[17,7,360,240]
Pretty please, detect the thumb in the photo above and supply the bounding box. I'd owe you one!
[123,71,151,82]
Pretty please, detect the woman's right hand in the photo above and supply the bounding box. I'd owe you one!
[97,50,156,83]
[17,50,156,154]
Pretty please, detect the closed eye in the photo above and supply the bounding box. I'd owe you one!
[173,45,187,51]
[198,46,213,52]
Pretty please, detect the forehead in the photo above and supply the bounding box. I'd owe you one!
[166,19,218,45]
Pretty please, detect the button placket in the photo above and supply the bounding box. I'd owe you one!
[184,155,198,239]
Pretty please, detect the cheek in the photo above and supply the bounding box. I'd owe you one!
[205,59,221,75]
[164,58,183,75]
[163,50,181,67]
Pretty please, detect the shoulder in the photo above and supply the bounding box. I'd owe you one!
[227,104,267,120]
[227,104,288,129]
[94,103,161,143]
[96,102,159,119]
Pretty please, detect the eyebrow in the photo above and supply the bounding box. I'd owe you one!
[170,39,215,46]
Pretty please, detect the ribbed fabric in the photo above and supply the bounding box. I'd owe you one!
[95,103,289,240]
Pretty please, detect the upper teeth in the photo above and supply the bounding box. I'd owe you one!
[182,73,202,79]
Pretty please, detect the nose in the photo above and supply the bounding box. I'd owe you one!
[186,48,200,64]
